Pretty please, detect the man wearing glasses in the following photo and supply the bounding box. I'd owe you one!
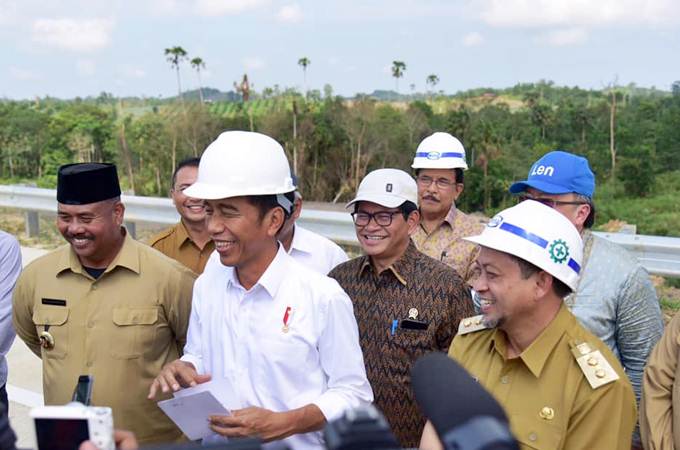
[329,168,473,448]
[509,150,663,448]
[410,132,484,283]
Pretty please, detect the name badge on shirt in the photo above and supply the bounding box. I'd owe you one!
[41,298,67,307]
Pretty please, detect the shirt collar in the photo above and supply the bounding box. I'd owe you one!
[289,224,314,255]
[227,244,288,298]
[57,231,140,276]
[491,303,572,378]
[444,206,458,226]
[357,239,419,287]
[175,221,193,248]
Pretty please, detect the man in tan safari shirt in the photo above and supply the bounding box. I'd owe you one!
[12,163,196,445]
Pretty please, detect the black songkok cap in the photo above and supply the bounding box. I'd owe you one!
[57,163,121,205]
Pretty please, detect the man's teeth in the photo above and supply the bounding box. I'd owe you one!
[73,238,90,245]
[214,241,235,250]
[364,236,385,241]
[480,298,495,306]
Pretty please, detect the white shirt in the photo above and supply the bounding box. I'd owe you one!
[205,225,348,276]
[182,245,373,450]
[288,225,349,274]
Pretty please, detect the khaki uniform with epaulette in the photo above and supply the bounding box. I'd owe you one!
[450,304,636,450]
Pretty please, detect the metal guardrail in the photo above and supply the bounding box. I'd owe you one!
[2,185,680,277]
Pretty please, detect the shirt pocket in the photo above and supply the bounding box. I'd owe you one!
[111,307,159,359]
[511,415,563,450]
[32,306,69,359]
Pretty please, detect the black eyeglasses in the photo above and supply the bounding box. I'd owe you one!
[518,195,588,208]
[416,175,458,190]
[351,211,402,227]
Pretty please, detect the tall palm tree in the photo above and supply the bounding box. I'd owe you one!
[164,46,188,101]
[298,57,311,93]
[426,74,439,91]
[391,61,406,95]
[190,57,206,103]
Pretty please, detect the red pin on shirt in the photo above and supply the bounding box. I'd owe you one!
[282,306,292,333]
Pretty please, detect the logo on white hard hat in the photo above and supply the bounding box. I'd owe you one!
[427,151,440,160]
[487,215,503,228]
[548,239,570,264]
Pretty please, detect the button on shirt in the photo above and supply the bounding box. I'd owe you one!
[411,207,484,283]
[450,304,636,450]
[329,241,474,448]
[149,221,215,274]
[182,245,373,450]
[12,233,196,444]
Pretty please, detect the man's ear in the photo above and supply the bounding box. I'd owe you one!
[113,201,125,227]
[533,271,553,300]
[265,206,286,238]
[407,209,421,235]
[452,183,464,201]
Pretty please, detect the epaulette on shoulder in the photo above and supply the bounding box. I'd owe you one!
[457,315,489,335]
[570,341,620,389]
[148,226,174,246]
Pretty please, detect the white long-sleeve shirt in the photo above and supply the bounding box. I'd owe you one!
[182,245,373,450]
[0,231,21,388]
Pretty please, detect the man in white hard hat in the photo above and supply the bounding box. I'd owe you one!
[411,132,483,283]
[148,131,372,449]
[420,200,636,450]
[329,169,473,448]
[508,150,662,448]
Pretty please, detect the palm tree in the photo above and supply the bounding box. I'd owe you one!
[298,57,311,93]
[391,61,406,95]
[426,74,439,91]
[164,46,188,101]
[190,57,206,103]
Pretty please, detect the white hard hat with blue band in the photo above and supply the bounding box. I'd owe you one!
[412,132,468,170]
[464,200,583,291]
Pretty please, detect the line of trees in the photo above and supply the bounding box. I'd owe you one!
[1,80,679,233]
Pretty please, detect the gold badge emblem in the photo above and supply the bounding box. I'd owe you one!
[408,308,418,320]
[39,331,55,349]
[539,406,555,420]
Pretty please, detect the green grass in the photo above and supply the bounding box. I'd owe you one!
[660,298,680,312]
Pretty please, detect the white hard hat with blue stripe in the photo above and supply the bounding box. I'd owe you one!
[411,132,468,170]
[463,200,583,291]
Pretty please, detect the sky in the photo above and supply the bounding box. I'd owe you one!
[1,0,679,100]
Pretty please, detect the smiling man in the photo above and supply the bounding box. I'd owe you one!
[329,168,473,448]
[148,131,372,449]
[149,157,214,274]
[411,132,483,283]
[12,163,196,445]
[419,200,636,450]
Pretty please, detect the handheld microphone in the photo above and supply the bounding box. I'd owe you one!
[412,352,519,450]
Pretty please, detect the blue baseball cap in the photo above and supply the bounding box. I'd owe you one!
[509,150,595,198]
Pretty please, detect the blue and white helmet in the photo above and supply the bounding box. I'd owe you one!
[411,132,468,170]
[463,200,584,291]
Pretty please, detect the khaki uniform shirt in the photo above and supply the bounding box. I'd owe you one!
[12,233,196,444]
[450,304,636,450]
[640,311,680,450]
[149,221,214,274]
[411,207,484,283]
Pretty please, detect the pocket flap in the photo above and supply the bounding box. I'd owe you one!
[32,306,69,326]
[113,307,158,326]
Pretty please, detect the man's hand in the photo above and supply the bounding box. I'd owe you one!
[78,429,138,450]
[147,359,211,399]
[209,407,294,442]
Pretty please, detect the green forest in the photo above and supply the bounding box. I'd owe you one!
[2,80,680,236]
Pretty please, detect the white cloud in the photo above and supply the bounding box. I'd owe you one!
[195,0,268,16]
[31,18,114,52]
[277,3,303,23]
[538,28,588,46]
[9,66,41,81]
[76,59,96,76]
[243,56,266,71]
[477,0,680,27]
[462,31,484,46]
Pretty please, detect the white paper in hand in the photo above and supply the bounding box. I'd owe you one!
[157,391,230,440]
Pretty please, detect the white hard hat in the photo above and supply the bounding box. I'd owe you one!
[463,200,583,291]
[346,168,418,209]
[184,131,295,201]
[411,132,468,170]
